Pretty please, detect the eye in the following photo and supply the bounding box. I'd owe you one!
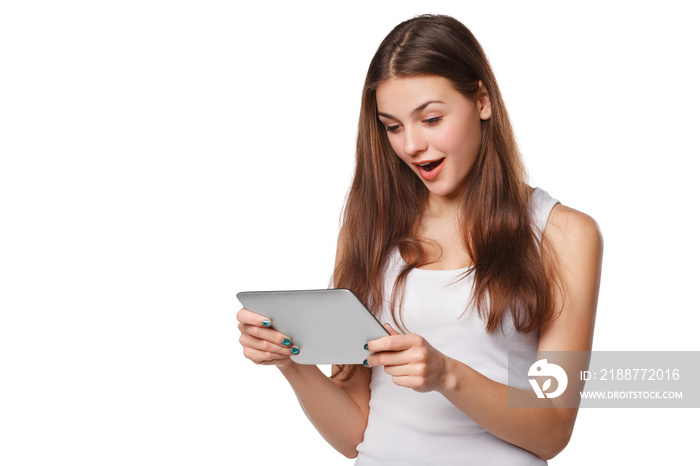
[423,116,442,126]
[385,124,401,133]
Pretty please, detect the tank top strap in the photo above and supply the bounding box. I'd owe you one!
[529,187,560,241]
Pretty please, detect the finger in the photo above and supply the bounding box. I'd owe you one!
[236,307,273,328]
[239,333,298,357]
[382,360,427,377]
[238,323,294,350]
[366,348,414,368]
[383,323,401,336]
[367,333,416,353]
[242,346,292,365]
[390,375,427,390]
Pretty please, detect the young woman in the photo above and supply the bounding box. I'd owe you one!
[237,14,602,465]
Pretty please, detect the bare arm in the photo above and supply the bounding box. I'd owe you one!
[236,228,370,458]
[237,308,370,458]
[278,363,370,458]
[366,205,603,460]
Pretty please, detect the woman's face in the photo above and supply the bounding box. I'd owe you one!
[376,75,491,201]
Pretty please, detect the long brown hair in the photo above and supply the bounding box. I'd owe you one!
[333,15,561,377]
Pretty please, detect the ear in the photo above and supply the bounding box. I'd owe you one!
[477,81,492,120]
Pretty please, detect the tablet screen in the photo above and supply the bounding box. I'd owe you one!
[237,289,389,364]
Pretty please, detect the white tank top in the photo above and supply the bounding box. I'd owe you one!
[354,188,559,466]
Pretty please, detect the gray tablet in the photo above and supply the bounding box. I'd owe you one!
[236,289,389,365]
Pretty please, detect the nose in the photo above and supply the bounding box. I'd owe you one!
[403,126,427,157]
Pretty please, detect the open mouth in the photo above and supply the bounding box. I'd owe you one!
[417,158,445,172]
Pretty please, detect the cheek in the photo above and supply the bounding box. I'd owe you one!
[436,121,478,153]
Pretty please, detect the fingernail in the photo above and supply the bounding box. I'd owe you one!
[363,359,369,367]
[364,343,369,351]
[262,320,271,327]
[282,338,291,347]
[290,347,300,355]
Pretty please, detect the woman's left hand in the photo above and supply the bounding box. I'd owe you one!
[365,323,452,393]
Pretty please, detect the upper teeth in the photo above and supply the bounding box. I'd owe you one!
[420,162,431,166]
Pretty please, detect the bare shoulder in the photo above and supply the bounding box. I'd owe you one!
[544,204,603,259]
[546,203,602,238]
[538,203,604,352]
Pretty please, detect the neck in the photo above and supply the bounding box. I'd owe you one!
[425,187,465,220]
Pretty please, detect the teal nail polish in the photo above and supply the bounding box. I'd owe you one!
[364,343,369,351]
[363,359,369,367]
[282,338,291,347]
[261,320,271,327]
[290,347,300,355]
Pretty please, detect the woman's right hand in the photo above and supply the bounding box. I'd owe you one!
[236,307,299,367]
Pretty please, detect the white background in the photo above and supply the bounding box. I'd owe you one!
[1,1,698,464]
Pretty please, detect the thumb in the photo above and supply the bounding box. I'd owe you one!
[383,323,401,336]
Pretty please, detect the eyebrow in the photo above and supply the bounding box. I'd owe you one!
[377,100,444,120]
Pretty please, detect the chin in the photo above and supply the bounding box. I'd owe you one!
[423,179,467,200]
[426,185,458,198]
